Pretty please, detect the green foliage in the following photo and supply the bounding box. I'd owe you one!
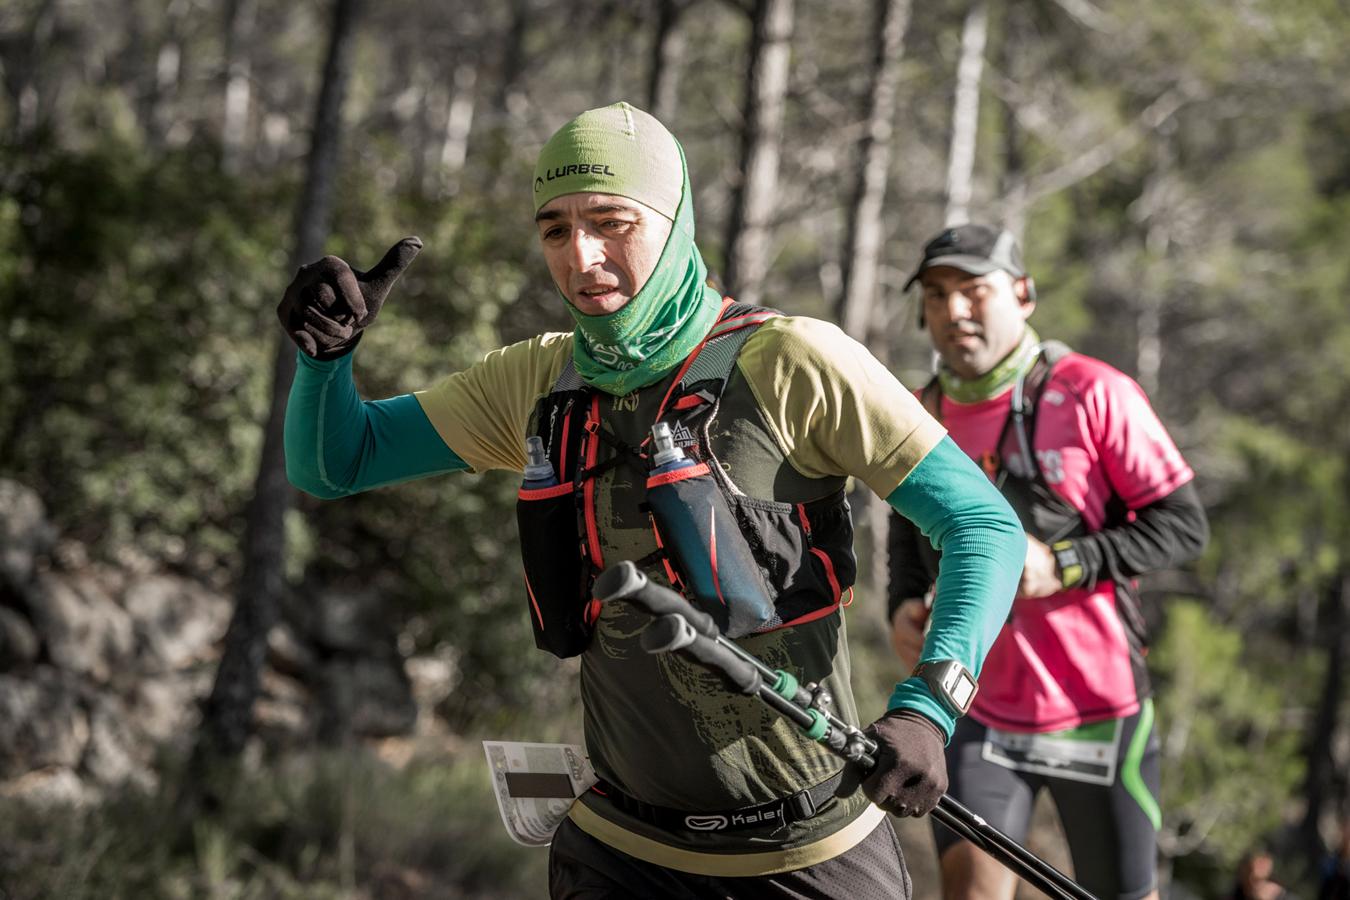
[1152,601,1309,889]
[0,134,292,576]
[0,746,545,899]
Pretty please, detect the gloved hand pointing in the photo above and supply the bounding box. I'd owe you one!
[861,709,948,817]
[277,236,423,360]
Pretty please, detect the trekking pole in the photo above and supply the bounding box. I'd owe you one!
[594,562,1099,900]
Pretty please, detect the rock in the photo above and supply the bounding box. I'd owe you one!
[80,694,149,788]
[0,765,92,808]
[0,669,89,779]
[0,604,40,670]
[130,674,210,747]
[120,573,231,671]
[254,669,315,745]
[29,572,135,683]
[0,480,55,588]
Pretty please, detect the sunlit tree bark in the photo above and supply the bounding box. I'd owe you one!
[837,0,911,344]
[722,0,794,306]
[944,0,988,226]
[647,0,692,122]
[220,0,256,173]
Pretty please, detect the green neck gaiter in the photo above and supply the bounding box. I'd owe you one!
[568,173,719,395]
[938,326,1041,403]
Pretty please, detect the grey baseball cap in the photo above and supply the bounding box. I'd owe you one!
[903,223,1026,291]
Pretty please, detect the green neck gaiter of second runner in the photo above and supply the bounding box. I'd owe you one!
[938,326,1042,403]
[533,102,720,397]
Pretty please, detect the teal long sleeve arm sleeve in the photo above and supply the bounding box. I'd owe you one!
[883,436,1025,739]
[284,350,468,498]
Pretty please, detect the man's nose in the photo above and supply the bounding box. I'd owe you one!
[570,229,605,270]
[938,290,973,320]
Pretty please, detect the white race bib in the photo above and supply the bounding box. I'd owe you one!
[981,719,1121,786]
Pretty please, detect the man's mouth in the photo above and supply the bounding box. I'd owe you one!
[577,285,621,301]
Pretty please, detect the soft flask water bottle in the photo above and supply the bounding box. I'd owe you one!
[645,422,776,637]
[522,436,558,489]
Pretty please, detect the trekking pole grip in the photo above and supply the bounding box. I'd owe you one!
[640,614,762,694]
[594,561,719,638]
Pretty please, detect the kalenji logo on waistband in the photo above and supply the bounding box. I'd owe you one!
[684,814,729,831]
[731,804,783,827]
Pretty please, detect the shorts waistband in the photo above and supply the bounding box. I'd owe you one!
[589,772,844,834]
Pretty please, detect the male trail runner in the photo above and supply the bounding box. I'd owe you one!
[279,103,1026,898]
[889,224,1209,900]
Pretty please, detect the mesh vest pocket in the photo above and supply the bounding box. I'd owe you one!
[729,489,857,629]
[517,482,595,658]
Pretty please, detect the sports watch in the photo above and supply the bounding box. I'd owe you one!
[1051,539,1085,589]
[912,660,978,716]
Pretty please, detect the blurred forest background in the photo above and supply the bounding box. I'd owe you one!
[2,0,1349,897]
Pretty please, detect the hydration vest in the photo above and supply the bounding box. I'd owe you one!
[516,301,857,658]
[919,342,1151,688]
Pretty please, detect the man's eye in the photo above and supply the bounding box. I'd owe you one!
[543,226,566,240]
[602,219,633,230]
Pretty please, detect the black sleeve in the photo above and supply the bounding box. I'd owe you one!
[886,508,939,621]
[1062,480,1209,589]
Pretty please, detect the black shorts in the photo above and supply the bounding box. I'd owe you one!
[549,815,911,899]
[934,700,1161,900]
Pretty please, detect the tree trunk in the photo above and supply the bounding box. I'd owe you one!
[1133,133,1174,395]
[943,0,988,227]
[1299,569,1350,868]
[722,0,794,307]
[437,61,478,194]
[410,59,433,197]
[647,0,690,122]
[836,0,911,343]
[493,0,530,113]
[143,1,188,149]
[220,0,256,174]
[996,4,1028,240]
[195,0,363,765]
[594,2,644,105]
[480,0,531,190]
[3,0,59,141]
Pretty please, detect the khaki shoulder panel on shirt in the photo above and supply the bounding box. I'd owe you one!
[414,332,573,473]
[734,316,946,498]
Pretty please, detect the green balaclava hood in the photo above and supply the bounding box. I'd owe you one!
[533,101,721,396]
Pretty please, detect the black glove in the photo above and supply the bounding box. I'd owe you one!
[277,236,423,360]
[860,709,948,817]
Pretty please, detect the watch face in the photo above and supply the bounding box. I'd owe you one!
[924,661,978,714]
[950,674,977,710]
